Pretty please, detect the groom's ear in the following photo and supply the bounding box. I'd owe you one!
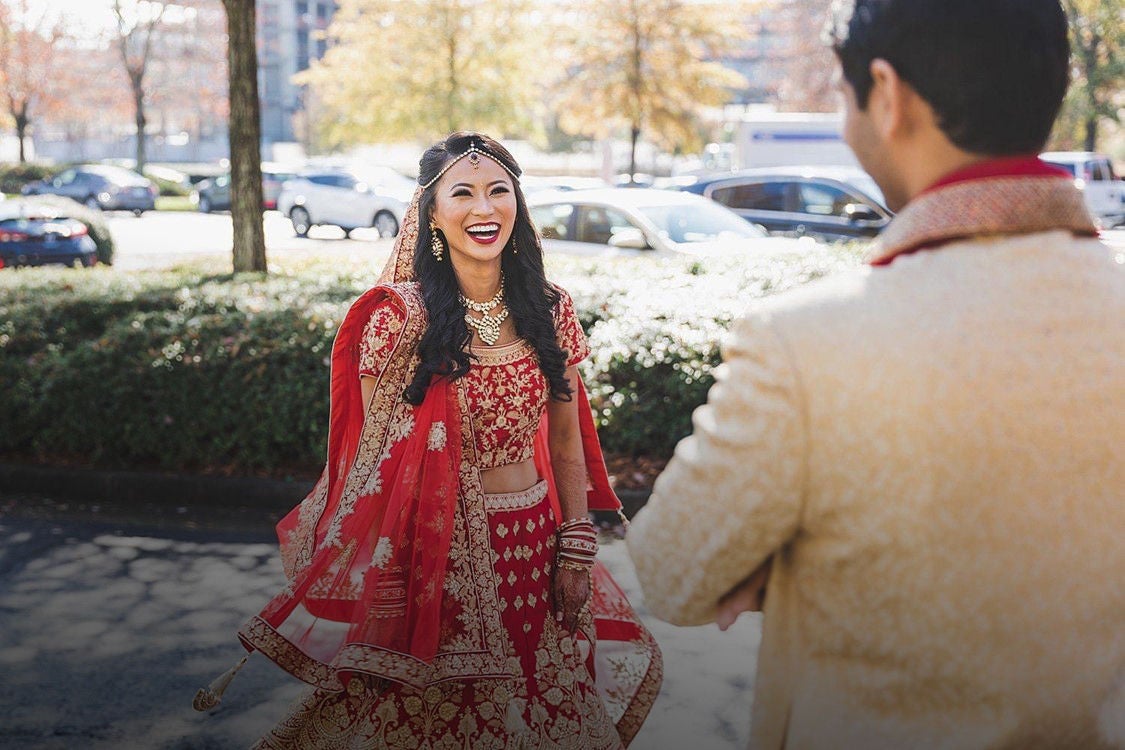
[866,58,924,142]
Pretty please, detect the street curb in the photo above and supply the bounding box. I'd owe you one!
[0,462,653,517]
[0,462,314,510]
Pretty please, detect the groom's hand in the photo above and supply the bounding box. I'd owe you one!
[716,558,773,631]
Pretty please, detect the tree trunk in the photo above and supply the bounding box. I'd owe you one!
[15,112,27,163]
[134,87,147,173]
[629,125,640,182]
[224,0,267,273]
[1084,116,1097,153]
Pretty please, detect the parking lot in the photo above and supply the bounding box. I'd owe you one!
[101,210,1125,273]
[105,209,395,272]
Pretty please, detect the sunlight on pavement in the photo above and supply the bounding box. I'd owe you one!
[0,518,758,749]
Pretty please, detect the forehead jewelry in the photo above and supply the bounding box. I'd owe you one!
[420,143,520,189]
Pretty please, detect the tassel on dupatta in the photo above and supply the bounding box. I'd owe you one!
[192,654,249,711]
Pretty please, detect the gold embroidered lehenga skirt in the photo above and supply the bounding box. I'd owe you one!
[253,481,638,750]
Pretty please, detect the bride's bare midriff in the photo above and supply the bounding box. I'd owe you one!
[481,459,539,495]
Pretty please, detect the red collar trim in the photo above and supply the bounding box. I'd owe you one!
[923,155,1070,195]
[869,156,1085,267]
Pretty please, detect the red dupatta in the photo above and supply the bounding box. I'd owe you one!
[239,284,465,688]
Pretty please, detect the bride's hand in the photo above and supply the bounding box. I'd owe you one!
[553,564,591,633]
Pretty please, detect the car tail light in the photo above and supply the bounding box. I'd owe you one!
[0,256,5,269]
[149,184,159,197]
[0,231,30,242]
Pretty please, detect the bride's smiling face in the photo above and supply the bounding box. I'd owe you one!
[430,157,517,266]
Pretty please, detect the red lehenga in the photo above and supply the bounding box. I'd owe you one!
[236,191,662,749]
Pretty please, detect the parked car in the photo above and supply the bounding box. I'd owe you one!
[673,166,892,241]
[192,164,300,212]
[21,165,157,215]
[277,170,407,238]
[1040,151,1124,228]
[521,175,610,195]
[0,202,98,269]
[527,188,814,257]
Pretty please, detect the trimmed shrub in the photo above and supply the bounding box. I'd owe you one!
[6,195,115,265]
[146,173,192,197]
[0,248,862,476]
[0,162,57,195]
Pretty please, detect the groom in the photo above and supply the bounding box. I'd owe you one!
[628,0,1125,748]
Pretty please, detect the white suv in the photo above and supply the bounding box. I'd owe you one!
[277,170,409,238]
[1041,151,1124,228]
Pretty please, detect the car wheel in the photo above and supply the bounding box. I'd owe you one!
[84,196,101,210]
[373,210,399,239]
[290,206,312,237]
[342,227,354,238]
[133,209,144,217]
[198,196,212,213]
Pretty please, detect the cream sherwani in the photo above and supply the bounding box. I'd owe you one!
[627,172,1125,749]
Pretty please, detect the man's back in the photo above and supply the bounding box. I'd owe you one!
[753,231,1125,747]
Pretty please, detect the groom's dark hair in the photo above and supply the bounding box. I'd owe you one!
[826,0,1070,155]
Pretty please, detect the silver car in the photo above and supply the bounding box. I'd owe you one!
[277,169,409,239]
[528,188,814,257]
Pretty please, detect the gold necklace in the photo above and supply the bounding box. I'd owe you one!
[459,281,507,346]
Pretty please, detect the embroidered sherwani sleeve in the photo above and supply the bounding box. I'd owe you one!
[626,311,807,626]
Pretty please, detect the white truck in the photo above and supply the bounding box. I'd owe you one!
[731,111,858,170]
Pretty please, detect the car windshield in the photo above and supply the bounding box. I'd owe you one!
[636,201,766,243]
[849,175,887,208]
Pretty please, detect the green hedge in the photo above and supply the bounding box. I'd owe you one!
[6,195,115,265]
[0,162,56,195]
[0,249,861,476]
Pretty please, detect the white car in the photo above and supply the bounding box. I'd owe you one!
[1041,151,1124,228]
[527,188,816,257]
[277,169,410,238]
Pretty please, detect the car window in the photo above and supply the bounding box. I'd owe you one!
[709,181,788,212]
[331,174,358,189]
[54,169,77,186]
[530,204,574,240]
[797,182,860,218]
[575,205,636,245]
[1092,160,1112,181]
[307,174,338,186]
[637,201,765,243]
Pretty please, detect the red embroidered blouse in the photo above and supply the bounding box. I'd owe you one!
[358,284,589,470]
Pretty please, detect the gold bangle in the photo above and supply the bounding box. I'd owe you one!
[557,558,593,572]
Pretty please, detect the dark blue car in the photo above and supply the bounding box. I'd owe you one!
[0,208,98,269]
[673,166,892,241]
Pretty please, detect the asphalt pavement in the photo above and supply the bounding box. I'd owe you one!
[0,493,761,750]
[106,210,395,272]
[103,211,1125,274]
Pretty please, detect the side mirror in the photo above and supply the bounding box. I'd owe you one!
[607,227,649,250]
[845,203,881,222]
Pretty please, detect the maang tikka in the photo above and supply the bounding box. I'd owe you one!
[429,222,444,261]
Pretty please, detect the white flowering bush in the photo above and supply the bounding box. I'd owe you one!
[0,246,862,474]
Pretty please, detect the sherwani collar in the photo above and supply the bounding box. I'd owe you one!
[868,157,1098,267]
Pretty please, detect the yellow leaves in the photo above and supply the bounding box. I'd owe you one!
[553,0,749,151]
[297,0,545,145]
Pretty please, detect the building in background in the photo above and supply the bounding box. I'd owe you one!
[258,0,336,148]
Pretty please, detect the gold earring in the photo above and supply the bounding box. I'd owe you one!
[430,222,444,261]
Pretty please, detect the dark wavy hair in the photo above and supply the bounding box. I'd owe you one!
[825,0,1069,155]
[403,131,573,406]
